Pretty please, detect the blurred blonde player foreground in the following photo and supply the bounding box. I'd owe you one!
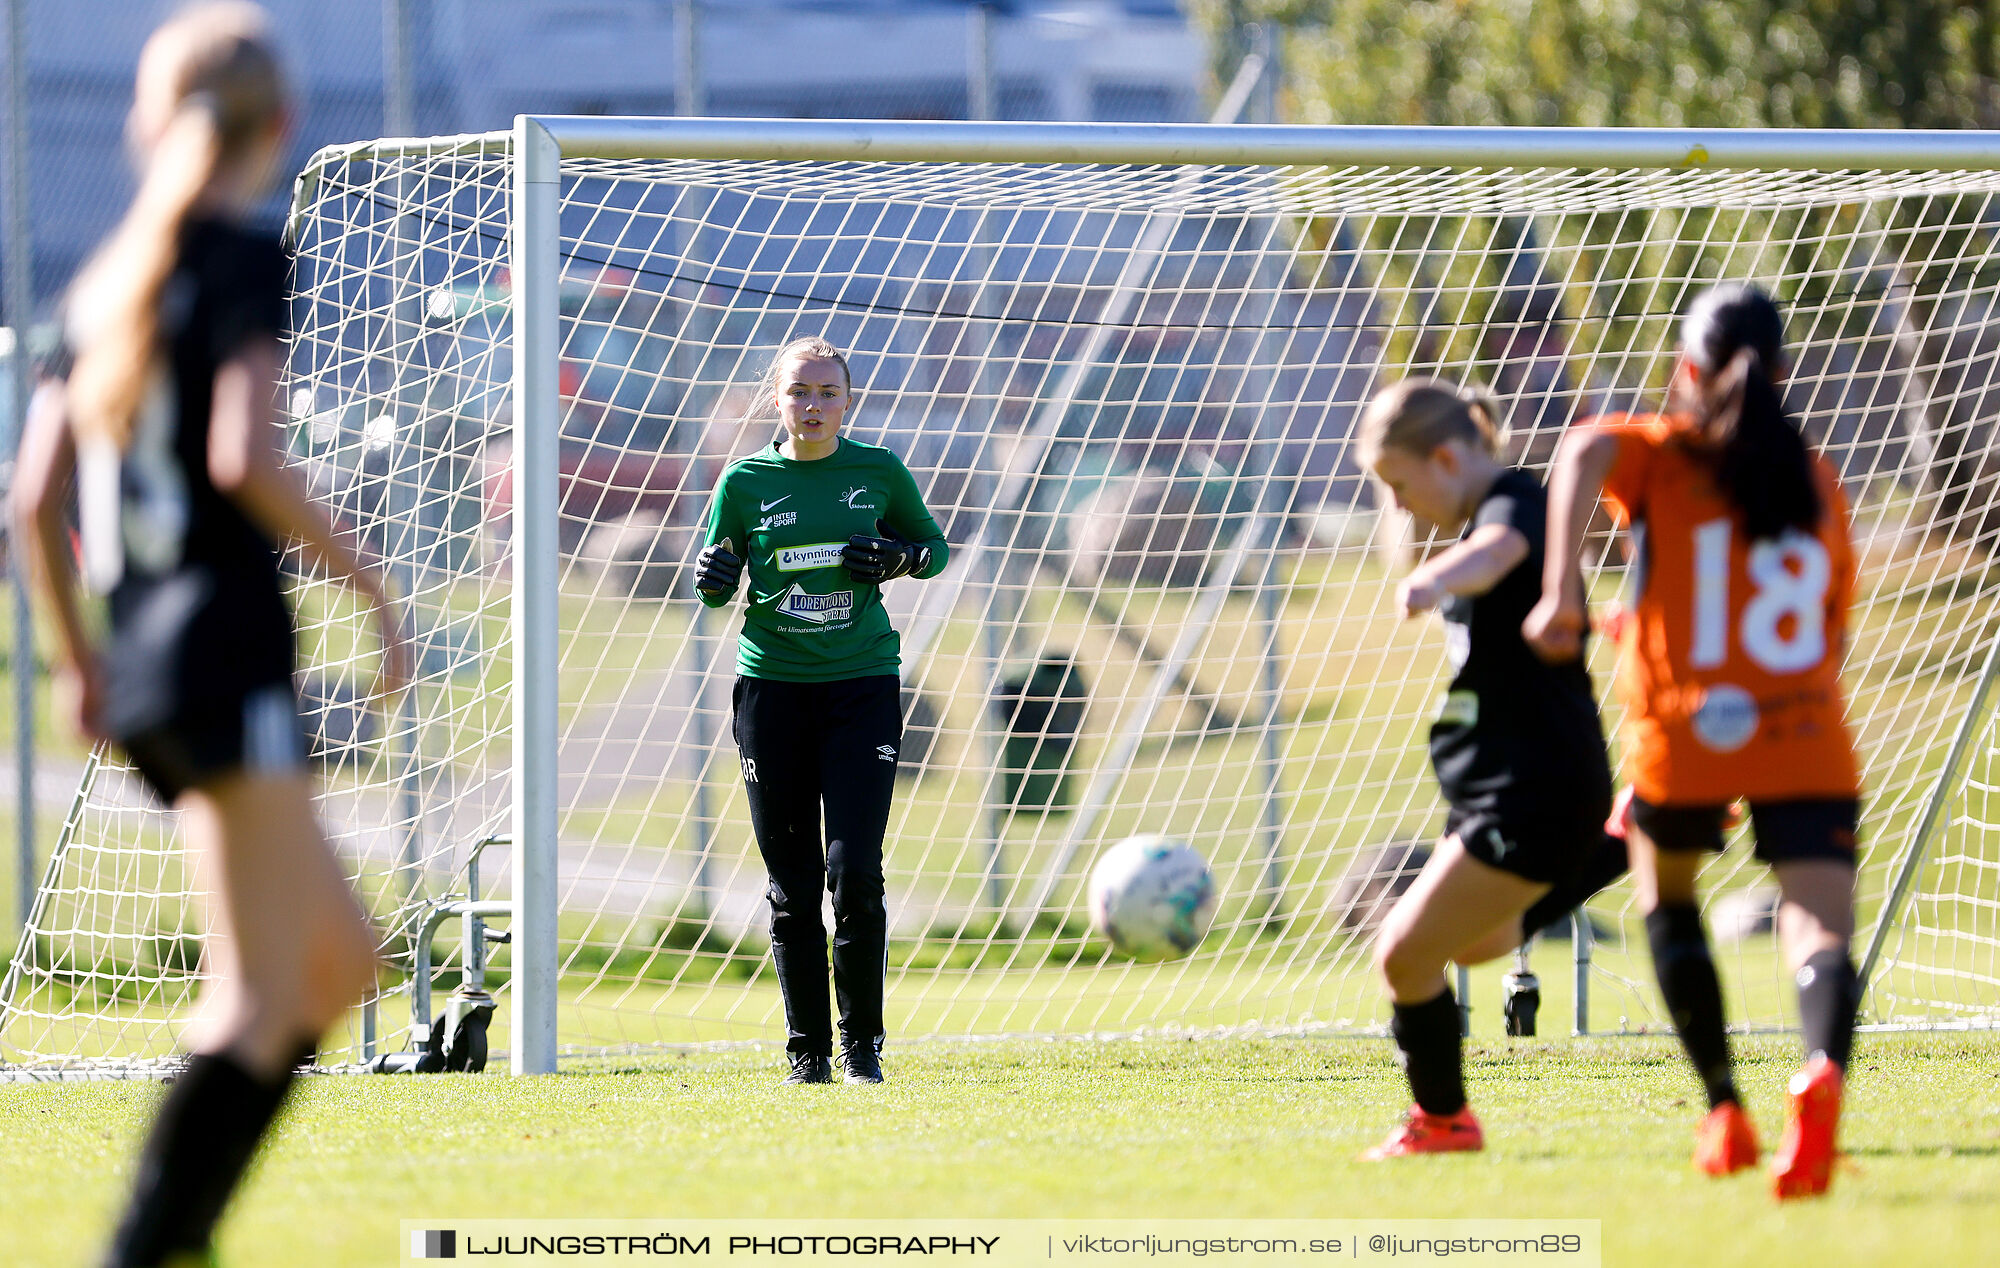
[10,4,406,1264]
[1356,380,1627,1158]
[1528,282,1864,1198]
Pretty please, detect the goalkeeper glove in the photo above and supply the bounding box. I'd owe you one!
[843,520,931,584]
[694,537,743,596]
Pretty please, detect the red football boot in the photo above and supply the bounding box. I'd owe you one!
[1693,1100,1760,1175]
[1361,1105,1485,1159]
[1771,1055,1844,1199]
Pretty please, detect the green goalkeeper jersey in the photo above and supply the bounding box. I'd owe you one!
[698,437,949,682]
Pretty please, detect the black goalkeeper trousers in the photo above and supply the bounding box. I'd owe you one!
[732,674,903,1057]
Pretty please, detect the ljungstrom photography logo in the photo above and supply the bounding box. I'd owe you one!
[412,1228,458,1259]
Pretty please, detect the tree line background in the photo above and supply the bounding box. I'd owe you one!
[1188,1,2000,547]
[1197,1,2000,131]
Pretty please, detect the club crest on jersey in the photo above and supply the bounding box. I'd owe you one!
[1691,683,1760,753]
[838,484,876,510]
[775,584,855,625]
[1435,690,1478,728]
[775,541,845,572]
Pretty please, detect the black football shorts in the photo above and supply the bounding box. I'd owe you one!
[1630,796,1859,866]
[1447,789,1614,887]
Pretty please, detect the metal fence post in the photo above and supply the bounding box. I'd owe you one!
[676,0,703,118]
[4,0,36,941]
[968,4,996,122]
[383,0,416,138]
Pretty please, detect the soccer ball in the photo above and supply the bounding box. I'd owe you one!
[1087,835,1218,962]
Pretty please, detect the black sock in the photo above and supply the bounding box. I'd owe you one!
[104,1048,303,1268]
[1795,948,1859,1070]
[1390,987,1466,1117]
[1646,905,1739,1110]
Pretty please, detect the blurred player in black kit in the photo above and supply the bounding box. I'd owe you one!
[10,6,406,1265]
[1355,379,1623,1159]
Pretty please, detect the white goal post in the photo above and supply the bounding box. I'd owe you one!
[7,119,2000,1080]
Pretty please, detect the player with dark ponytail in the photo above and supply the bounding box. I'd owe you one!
[1681,285,1822,543]
[9,6,406,1264]
[694,336,948,1085]
[1527,283,1862,1198]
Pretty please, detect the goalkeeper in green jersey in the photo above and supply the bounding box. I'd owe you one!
[693,335,949,1085]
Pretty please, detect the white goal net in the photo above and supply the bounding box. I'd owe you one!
[7,123,2000,1075]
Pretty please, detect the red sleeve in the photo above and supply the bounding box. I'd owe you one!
[1592,414,1667,527]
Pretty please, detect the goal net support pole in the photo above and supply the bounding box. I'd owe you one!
[511,116,562,1075]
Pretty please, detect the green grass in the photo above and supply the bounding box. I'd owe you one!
[4,503,2000,1264]
[2,1034,1996,1267]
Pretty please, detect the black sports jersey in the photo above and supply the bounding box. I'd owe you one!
[79,219,290,591]
[57,218,297,749]
[1428,467,1612,818]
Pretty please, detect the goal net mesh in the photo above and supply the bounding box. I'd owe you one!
[7,134,2000,1073]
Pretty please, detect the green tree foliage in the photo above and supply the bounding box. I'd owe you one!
[1193,1,2000,131]
[1189,4,2000,537]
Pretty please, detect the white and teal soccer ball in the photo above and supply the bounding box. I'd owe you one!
[1087,835,1218,962]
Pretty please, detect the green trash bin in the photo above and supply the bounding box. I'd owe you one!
[991,657,1088,812]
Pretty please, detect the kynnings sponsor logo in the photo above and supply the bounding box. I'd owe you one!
[775,541,844,572]
[775,585,854,626]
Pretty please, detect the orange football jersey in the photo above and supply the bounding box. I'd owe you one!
[1594,413,1860,805]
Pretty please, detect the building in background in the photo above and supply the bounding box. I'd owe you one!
[3,0,1203,307]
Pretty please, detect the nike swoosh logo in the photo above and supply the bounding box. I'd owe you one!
[761,496,790,511]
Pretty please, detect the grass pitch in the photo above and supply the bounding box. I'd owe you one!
[3,1033,1996,1267]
